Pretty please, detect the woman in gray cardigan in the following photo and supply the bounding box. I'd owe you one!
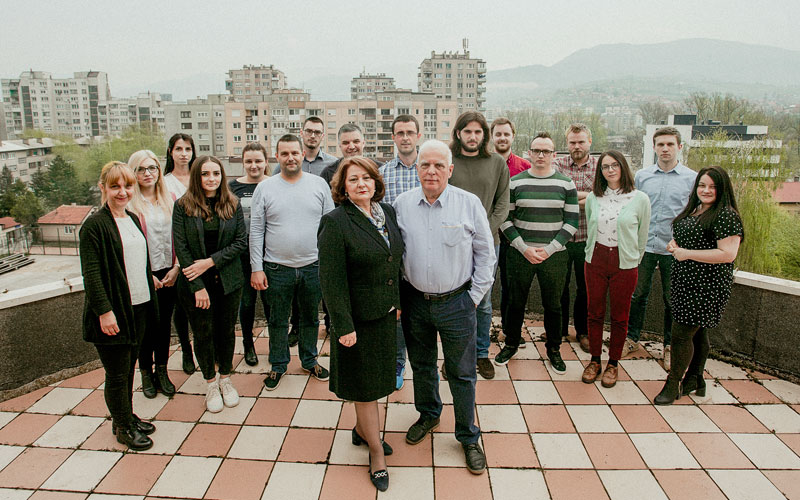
[581,151,650,388]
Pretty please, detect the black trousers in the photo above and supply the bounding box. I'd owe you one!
[668,322,709,383]
[138,267,176,370]
[95,302,148,429]
[178,276,241,380]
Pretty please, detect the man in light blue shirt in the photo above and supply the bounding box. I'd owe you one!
[625,126,697,368]
[380,114,423,390]
[394,139,495,475]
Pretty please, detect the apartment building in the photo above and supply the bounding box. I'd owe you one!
[0,102,7,141]
[0,138,56,183]
[350,73,397,100]
[225,65,288,101]
[417,49,487,113]
[100,92,170,136]
[164,94,229,156]
[1,71,111,139]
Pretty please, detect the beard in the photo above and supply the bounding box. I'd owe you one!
[570,149,588,163]
[494,142,510,154]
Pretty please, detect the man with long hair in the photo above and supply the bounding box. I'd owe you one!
[449,112,509,380]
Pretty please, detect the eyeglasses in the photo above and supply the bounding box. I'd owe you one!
[136,166,159,176]
[529,149,554,157]
[303,129,323,137]
[601,163,621,172]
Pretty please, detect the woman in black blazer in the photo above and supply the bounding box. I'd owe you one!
[318,157,403,492]
[172,156,247,414]
[80,161,158,451]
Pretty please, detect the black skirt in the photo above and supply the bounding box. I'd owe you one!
[329,311,397,402]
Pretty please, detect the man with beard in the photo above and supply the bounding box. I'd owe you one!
[250,134,334,390]
[380,114,423,390]
[449,111,509,380]
[320,123,382,186]
[553,123,596,353]
[491,118,530,343]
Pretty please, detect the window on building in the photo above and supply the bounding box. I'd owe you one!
[232,122,241,129]
[233,135,241,142]
[231,110,241,117]
[327,109,336,116]
[198,122,209,129]
[181,122,192,129]
[64,225,75,234]
[180,111,191,118]
[328,121,336,129]
[199,145,210,152]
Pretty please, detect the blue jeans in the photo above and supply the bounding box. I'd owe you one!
[475,244,499,359]
[627,252,673,346]
[400,281,480,445]
[264,261,322,374]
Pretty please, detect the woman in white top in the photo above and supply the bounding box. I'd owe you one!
[128,150,179,399]
[581,151,650,388]
[163,133,197,374]
[79,161,158,451]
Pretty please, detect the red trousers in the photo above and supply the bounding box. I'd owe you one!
[585,243,638,360]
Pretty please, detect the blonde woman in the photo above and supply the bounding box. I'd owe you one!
[80,161,158,450]
[128,150,179,398]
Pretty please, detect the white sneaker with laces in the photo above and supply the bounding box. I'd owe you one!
[622,338,639,357]
[219,377,240,408]
[206,380,223,413]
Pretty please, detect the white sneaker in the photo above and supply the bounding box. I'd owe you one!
[622,338,639,357]
[219,377,240,408]
[205,381,223,413]
[663,346,671,371]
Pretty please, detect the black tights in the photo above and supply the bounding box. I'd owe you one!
[668,322,709,383]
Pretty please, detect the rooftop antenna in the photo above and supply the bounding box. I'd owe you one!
[463,38,469,53]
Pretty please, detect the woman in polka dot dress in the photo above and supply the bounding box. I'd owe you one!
[654,166,744,405]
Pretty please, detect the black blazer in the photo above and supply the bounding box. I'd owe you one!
[318,201,403,338]
[79,205,158,345]
[172,200,247,295]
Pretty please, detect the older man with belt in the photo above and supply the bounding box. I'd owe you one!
[394,139,495,475]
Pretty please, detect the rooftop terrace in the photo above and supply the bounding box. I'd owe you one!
[0,320,798,499]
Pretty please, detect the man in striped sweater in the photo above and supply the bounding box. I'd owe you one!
[494,132,579,373]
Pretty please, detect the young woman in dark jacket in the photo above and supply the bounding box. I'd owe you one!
[172,155,247,413]
[80,161,158,451]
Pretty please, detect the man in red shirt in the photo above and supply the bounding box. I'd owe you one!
[491,118,532,344]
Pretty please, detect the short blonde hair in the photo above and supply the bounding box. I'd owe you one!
[98,161,135,205]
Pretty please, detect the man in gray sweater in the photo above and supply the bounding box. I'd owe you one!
[449,112,510,380]
[250,134,334,390]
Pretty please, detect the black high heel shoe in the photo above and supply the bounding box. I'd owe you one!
[681,374,706,397]
[352,427,393,455]
[654,378,682,405]
[368,453,389,492]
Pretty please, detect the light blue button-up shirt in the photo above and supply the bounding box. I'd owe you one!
[379,156,420,204]
[635,162,697,255]
[394,184,496,305]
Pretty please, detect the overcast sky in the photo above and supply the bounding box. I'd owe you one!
[3,0,800,99]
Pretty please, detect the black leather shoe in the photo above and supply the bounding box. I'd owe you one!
[112,414,156,436]
[182,350,196,375]
[244,343,258,366]
[352,427,393,455]
[406,416,440,445]
[287,327,299,348]
[369,468,389,492]
[140,369,157,399]
[115,424,153,451]
[463,442,486,474]
[654,378,682,405]
[155,365,175,397]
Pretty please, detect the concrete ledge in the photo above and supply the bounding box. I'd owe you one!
[0,277,84,310]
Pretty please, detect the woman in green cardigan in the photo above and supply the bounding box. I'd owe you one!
[581,151,651,388]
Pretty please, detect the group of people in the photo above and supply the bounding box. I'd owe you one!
[80,112,743,492]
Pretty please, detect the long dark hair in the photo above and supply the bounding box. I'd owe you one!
[673,165,742,240]
[450,111,491,159]
[593,150,635,196]
[178,156,238,221]
[165,133,197,174]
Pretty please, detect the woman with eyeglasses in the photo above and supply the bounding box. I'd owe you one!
[655,165,743,404]
[80,161,158,450]
[164,133,197,374]
[127,150,179,399]
[581,151,650,388]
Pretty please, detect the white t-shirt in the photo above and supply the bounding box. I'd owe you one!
[163,173,187,198]
[142,199,173,271]
[115,216,151,305]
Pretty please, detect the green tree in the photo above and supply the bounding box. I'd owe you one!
[0,176,29,217]
[31,156,95,210]
[10,190,44,226]
[638,101,672,126]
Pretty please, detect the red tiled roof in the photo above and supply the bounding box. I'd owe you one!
[0,216,20,229]
[774,182,800,204]
[37,204,95,225]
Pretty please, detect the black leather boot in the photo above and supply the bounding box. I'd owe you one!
[140,369,157,399]
[111,414,156,436]
[115,423,153,451]
[681,373,706,397]
[654,377,682,405]
[155,365,176,397]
